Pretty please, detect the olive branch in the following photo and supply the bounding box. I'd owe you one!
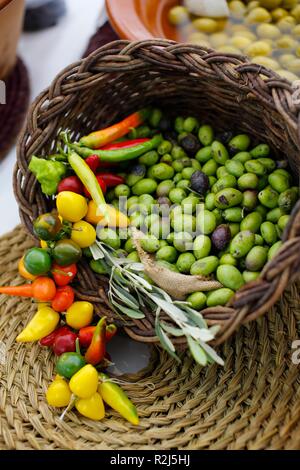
[90,241,224,367]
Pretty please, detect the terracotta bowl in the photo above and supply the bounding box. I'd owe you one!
[106,0,181,41]
[0,0,25,79]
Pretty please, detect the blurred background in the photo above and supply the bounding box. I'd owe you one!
[1,0,106,235]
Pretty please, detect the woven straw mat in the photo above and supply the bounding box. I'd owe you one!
[0,226,300,450]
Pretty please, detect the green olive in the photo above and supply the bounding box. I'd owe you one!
[190,256,219,276]
[206,288,234,307]
[216,265,245,291]
[187,292,207,310]
[168,6,189,26]
[176,253,196,274]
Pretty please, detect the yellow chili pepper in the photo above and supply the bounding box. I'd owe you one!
[85,200,129,228]
[65,301,93,330]
[69,364,98,398]
[46,375,72,408]
[16,307,60,342]
[75,392,105,420]
[98,373,139,425]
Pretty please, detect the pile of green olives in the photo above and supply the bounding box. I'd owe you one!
[91,109,299,311]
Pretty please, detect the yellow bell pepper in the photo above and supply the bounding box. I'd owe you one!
[69,364,98,398]
[85,200,129,228]
[46,375,72,408]
[98,373,139,425]
[75,392,105,420]
[65,301,93,330]
[16,307,60,342]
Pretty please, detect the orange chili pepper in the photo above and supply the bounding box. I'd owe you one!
[80,109,150,149]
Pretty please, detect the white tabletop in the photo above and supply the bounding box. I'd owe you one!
[0,0,150,374]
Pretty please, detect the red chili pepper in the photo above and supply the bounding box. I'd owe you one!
[83,175,107,199]
[79,323,117,348]
[51,286,74,312]
[105,324,117,341]
[40,326,70,347]
[101,138,149,151]
[84,317,107,365]
[96,173,125,188]
[80,109,150,149]
[85,155,101,173]
[57,176,83,195]
[52,328,78,356]
[51,263,77,287]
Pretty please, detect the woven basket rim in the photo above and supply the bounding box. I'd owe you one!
[14,39,300,347]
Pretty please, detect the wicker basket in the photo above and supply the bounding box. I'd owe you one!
[14,39,300,347]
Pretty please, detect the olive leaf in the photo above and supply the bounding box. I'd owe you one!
[92,240,224,367]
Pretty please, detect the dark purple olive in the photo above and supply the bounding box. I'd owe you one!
[215,131,234,145]
[211,224,231,250]
[191,171,209,195]
[181,134,201,156]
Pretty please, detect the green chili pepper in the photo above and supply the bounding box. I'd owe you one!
[52,239,82,266]
[56,339,86,379]
[33,212,62,241]
[70,135,163,163]
[24,248,52,276]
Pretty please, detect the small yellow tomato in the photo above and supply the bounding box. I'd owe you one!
[75,392,105,421]
[65,301,93,329]
[56,191,88,223]
[18,256,37,281]
[71,221,96,248]
[40,240,48,249]
[69,364,98,398]
[46,375,71,408]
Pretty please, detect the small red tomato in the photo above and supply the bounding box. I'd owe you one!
[83,176,107,198]
[58,176,84,195]
[85,155,100,173]
[52,329,78,356]
[51,286,75,312]
[51,263,77,287]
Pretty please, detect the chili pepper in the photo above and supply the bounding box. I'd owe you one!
[18,256,37,281]
[33,212,62,241]
[56,338,86,378]
[98,373,139,425]
[83,176,107,199]
[52,239,82,267]
[68,152,129,227]
[85,200,129,228]
[80,109,150,149]
[16,306,60,342]
[58,176,84,195]
[66,301,94,330]
[52,327,77,356]
[84,317,106,366]
[46,375,72,408]
[79,324,117,348]
[0,277,56,301]
[106,324,117,342]
[69,364,99,398]
[51,263,77,287]
[75,392,105,421]
[70,134,163,163]
[51,286,75,312]
[96,173,125,188]
[40,326,70,347]
[101,138,149,151]
[85,154,101,173]
[24,248,52,276]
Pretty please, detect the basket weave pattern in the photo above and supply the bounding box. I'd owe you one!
[14,40,300,346]
[1,228,300,450]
